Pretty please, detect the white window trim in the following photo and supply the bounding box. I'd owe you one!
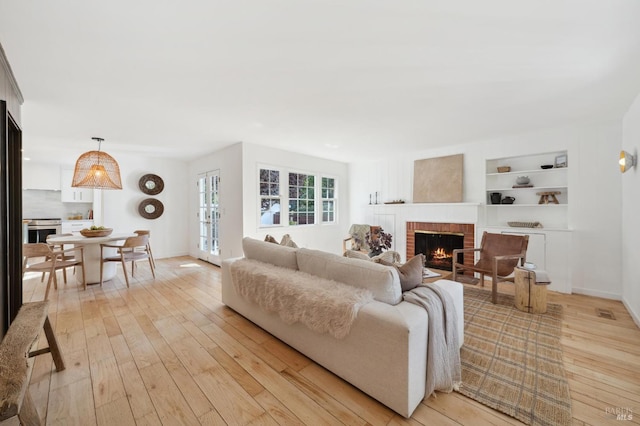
[258,165,285,229]
[257,165,339,229]
[320,175,337,224]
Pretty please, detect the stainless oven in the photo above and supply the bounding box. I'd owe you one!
[26,219,62,243]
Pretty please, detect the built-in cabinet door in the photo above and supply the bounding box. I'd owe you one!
[478,227,571,294]
[61,169,94,203]
[502,231,546,269]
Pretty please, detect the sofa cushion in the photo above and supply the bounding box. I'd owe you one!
[242,237,298,270]
[379,254,425,292]
[344,249,370,260]
[297,248,402,305]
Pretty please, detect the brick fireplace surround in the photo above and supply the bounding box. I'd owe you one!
[406,222,476,272]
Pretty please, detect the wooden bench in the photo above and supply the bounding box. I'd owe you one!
[0,301,65,425]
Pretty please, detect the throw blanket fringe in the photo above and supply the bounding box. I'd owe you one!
[230,259,373,339]
[403,284,462,398]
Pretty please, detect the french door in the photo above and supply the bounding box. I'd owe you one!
[197,170,221,265]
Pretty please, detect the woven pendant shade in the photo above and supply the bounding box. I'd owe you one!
[72,138,123,190]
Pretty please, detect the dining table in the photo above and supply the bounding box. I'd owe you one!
[48,233,135,285]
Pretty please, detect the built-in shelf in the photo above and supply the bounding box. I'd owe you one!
[485,151,569,229]
[485,204,567,208]
[367,202,480,207]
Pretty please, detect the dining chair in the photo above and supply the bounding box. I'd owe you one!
[100,235,155,287]
[23,243,86,300]
[134,229,155,269]
[45,233,75,283]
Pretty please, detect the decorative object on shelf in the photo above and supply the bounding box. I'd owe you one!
[413,154,463,203]
[554,154,567,168]
[369,194,372,205]
[138,198,164,219]
[497,166,511,173]
[619,150,637,173]
[501,196,516,204]
[80,227,113,237]
[537,191,561,204]
[490,192,502,205]
[515,176,530,185]
[375,191,379,204]
[508,221,543,228]
[384,200,405,204]
[512,184,533,188]
[72,137,122,190]
[139,174,164,195]
[540,164,554,169]
[365,227,392,257]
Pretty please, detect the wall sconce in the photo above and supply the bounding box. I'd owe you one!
[72,137,123,189]
[619,150,637,173]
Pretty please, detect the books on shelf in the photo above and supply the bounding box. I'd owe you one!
[422,268,442,278]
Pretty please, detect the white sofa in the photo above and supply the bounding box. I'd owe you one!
[221,237,464,418]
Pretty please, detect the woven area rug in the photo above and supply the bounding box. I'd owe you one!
[457,287,572,426]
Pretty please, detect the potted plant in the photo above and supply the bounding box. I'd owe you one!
[365,227,393,257]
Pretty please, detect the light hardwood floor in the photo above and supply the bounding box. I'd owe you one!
[23,257,640,425]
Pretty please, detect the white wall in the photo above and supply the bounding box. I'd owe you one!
[188,143,244,261]
[101,154,190,259]
[622,93,640,325]
[242,143,350,254]
[350,121,623,298]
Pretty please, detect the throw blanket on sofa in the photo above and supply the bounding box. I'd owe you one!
[403,284,461,398]
[230,259,374,339]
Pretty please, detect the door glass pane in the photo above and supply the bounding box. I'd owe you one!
[210,174,220,255]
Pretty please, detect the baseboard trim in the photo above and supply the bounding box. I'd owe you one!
[622,298,640,329]
[571,287,622,301]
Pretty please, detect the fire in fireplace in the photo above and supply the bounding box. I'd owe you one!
[414,231,464,271]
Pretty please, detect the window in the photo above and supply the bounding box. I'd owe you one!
[288,172,315,225]
[258,166,338,228]
[260,168,281,225]
[321,177,336,223]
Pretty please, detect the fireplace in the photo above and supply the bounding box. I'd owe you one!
[406,222,475,274]
[415,231,464,271]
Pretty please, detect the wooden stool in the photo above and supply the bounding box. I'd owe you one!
[537,191,561,204]
[514,268,548,313]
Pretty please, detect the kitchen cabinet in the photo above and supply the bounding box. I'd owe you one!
[22,162,61,190]
[62,220,94,234]
[61,169,94,203]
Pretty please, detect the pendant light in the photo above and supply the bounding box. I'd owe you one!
[72,137,122,189]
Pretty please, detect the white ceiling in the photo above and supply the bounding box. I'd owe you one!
[2,0,640,164]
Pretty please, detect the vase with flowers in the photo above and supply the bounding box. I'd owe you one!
[365,227,393,257]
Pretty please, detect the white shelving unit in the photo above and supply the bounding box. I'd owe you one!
[481,150,572,294]
[485,151,568,230]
